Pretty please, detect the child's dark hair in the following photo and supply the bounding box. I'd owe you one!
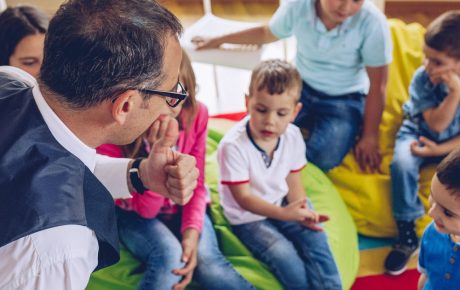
[248,59,301,101]
[0,5,49,65]
[425,11,460,59]
[437,148,460,194]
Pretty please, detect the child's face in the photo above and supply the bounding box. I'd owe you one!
[246,88,301,143]
[428,174,460,236]
[424,45,460,85]
[9,33,45,78]
[318,0,364,27]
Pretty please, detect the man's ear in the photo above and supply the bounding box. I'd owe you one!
[111,90,137,125]
[291,102,303,122]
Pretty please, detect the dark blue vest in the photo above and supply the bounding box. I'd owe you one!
[0,72,119,270]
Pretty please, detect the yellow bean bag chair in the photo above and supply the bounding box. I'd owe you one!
[327,19,433,238]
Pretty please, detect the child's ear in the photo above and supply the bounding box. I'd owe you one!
[291,102,302,122]
[245,94,250,111]
[111,90,136,125]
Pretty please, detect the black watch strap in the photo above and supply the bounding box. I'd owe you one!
[129,158,147,194]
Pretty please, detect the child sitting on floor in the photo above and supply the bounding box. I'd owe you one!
[418,148,460,290]
[385,11,460,275]
[217,59,341,290]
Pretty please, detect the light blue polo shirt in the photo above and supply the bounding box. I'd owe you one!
[269,0,392,96]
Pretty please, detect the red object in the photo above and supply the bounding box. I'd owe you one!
[210,112,246,121]
[351,270,420,290]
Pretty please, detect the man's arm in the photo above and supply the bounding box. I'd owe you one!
[354,65,388,172]
[191,25,278,50]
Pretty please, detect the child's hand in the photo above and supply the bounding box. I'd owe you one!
[410,136,442,157]
[172,229,199,290]
[430,67,460,94]
[282,198,318,222]
[300,214,330,231]
[191,36,221,50]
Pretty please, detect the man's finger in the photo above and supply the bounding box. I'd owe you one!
[153,116,179,152]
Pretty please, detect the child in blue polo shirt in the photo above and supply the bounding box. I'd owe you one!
[193,0,392,172]
[385,11,460,276]
[417,148,460,290]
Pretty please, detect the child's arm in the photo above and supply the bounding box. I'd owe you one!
[286,171,329,231]
[191,25,278,50]
[411,134,460,157]
[422,68,460,133]
[354,65,388,173]
[227,183,315,222]
[417,273,427,290]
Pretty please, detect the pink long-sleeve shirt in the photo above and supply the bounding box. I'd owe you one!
[97,102,209,234]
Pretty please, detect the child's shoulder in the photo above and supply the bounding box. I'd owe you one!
[219,118,250,148]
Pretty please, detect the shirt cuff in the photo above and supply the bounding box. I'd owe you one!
[94,154,132,199]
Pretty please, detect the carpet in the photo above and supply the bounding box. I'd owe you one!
[351,235,420,290]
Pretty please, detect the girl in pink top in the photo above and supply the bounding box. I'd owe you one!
[97,51,253,290]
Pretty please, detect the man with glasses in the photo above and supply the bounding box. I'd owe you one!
[0,0,198,289]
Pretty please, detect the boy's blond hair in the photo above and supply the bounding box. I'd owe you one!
[248,59,301,101]
[425,11,460,59]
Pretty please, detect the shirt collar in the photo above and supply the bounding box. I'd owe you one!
[0,66,98,172]
[308,0,353,36]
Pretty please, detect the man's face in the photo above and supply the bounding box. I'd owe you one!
[428,174,460,236]
[114,33,182,144]
[246,88,301,144]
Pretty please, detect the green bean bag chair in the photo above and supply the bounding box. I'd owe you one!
[327,19,433,238]
[87,128,359,290]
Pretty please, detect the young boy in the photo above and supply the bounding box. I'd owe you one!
[385,11,460,275]
[195,0,392,172]
[217,59,341,290]
[417,148,460,290]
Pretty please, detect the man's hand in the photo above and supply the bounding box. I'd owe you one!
[410,136,442,157]
[354,134,382,173]
[172,228,199,290]
[140,116,199,205]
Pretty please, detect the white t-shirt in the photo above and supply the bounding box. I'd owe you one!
[217,117,307,225]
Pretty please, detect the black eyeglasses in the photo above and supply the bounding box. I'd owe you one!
[132,81,188,108]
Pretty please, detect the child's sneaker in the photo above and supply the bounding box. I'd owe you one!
[384,243,419,275]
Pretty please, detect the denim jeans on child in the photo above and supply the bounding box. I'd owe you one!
[117,208,254,290]
[391,119,449,221]
[294,81,365,172]
[232,218,342,290]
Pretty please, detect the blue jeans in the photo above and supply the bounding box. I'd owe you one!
[232,219,342,290]
[391,120,445,221]
[294,81,364,171]
[117,208,254,290]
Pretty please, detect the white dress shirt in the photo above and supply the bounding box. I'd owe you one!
[0,66,132,290]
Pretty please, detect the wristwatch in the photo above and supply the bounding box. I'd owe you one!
[129,158,147,194]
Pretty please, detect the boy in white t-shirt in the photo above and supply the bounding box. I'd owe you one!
[217,59,341,290]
